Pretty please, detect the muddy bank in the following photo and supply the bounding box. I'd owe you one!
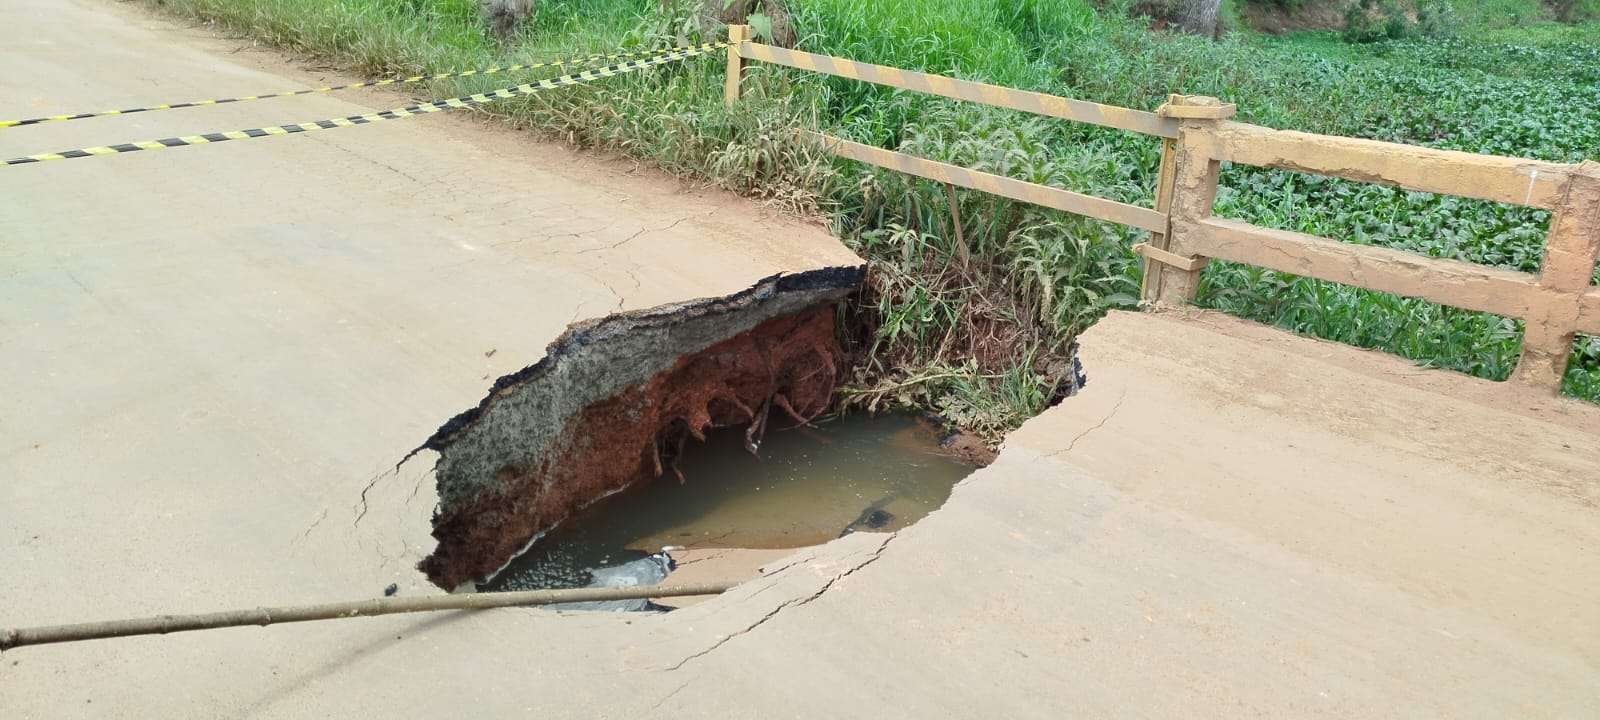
[415,268,864,589]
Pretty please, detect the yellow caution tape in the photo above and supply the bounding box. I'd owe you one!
[3,43,724,167]
[0,42,715,129]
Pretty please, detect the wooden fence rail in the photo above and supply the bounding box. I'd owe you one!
[801,131,1168,233]
[1198,123,1579,210]
[723,28,1600,395]
[735,42,1179,138]
[1189,218,1544,320]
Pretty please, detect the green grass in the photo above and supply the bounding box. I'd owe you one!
[138,0,1600,440]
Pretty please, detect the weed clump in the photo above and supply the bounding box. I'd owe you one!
[1343,0,1457,42]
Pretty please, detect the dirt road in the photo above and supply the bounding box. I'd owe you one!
[4,1,1598,717]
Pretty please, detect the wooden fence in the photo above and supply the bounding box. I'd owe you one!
[721,26,1600,395]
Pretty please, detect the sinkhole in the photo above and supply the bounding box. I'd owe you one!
[407,266,990,599]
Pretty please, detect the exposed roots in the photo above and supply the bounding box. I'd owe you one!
[420,306,843,588]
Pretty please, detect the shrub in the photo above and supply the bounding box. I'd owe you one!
[1345,0,1458,43]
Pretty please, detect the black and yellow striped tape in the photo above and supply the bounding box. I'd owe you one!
[0,42,718,129]
[3,43,723,167]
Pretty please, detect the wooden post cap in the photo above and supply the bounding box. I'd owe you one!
[1157,95,1237,120]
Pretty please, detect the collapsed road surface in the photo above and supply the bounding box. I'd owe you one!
[418,268,863,590]
[4,0,1600,718]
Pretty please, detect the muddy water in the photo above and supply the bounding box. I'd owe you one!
[482,413,974,592]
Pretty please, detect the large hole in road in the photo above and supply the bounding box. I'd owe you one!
[409,267,986,597]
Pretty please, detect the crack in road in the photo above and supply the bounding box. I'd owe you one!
[662,535,893,672]
[353,465,401,527]
[293,508,328,546]
[1047,389,1127,459]
[647,678,695,714]
[573,210,712,256]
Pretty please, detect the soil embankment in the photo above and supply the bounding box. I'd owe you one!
[416,268,865,589]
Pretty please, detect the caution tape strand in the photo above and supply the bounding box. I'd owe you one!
[3,43,723,167]
[0,42,720,129]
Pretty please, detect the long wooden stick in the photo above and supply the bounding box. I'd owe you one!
[0,582,736,651]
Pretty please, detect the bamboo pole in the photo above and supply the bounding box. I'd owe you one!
[0,582,737,651]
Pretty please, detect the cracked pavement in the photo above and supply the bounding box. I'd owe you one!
[6,0,1600,717]
[661,534,894,673]
[0,0,867,716]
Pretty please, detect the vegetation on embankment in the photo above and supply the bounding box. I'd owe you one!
[140,0,1600,441]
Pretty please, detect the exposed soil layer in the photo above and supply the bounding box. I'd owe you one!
[1237,0,1353,34]
[416,268,863,589]
[938,431,998,467]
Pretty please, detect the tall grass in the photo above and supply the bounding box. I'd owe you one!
[146,0,846,208]
[139,0,1600,439]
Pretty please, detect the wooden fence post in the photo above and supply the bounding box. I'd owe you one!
[724,25,751,108]
[1513,160,1600,392]
[1139,96,1181,302]
[1144,95,1234,305]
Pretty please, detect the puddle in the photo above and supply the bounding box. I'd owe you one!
[482,413,974,592]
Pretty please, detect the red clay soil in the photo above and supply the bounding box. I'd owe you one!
[420,307,841,589]
[1238,0,1353,34]
[939,432,998,467]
